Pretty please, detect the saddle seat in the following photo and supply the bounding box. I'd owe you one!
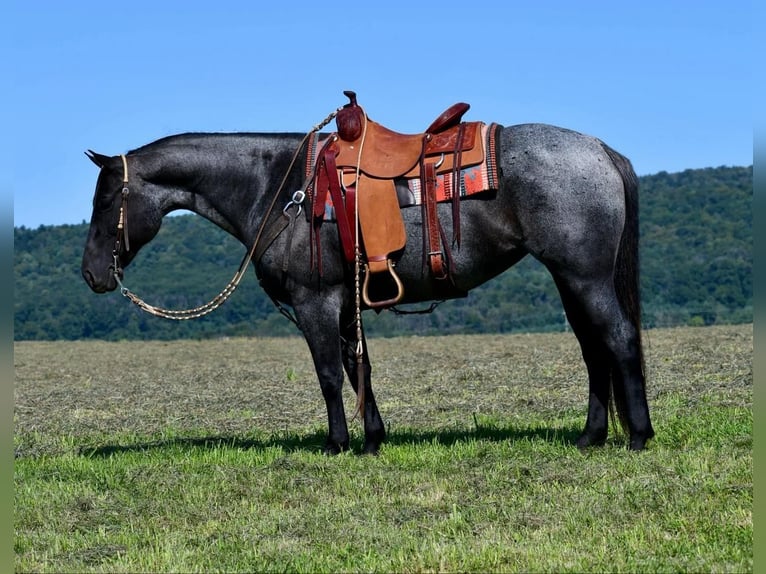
[334,91,477,179]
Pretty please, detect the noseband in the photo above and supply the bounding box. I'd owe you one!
[111,154,131,276]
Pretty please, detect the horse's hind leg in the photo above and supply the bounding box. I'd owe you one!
[554,280,612,447]
[553,274,654,450]
[340,324,386,455]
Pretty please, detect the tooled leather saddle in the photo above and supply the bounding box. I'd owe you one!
[311,91,489,308]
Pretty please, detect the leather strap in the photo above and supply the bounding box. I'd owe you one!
[318,145,356,264]
[451,122,466,247]
[253,212,290,273]
[118,154,131,253]
[422,159,446,280]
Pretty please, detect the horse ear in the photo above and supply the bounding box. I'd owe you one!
[85,150,112,168]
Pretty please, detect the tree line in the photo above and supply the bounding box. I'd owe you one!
[14,165,752,341]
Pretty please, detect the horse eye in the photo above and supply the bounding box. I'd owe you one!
[96,191,116,212]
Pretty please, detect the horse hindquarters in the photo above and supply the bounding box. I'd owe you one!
[553,143,653,450]
[504,125,654,449]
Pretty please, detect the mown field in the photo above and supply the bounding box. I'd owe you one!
[14,324,752,572]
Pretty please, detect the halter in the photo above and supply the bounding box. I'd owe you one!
[110,154,131,276]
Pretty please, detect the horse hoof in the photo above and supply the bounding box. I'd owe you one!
[322,441,349,456]
[362,442,381,456]
[628,436,650,451]
[628,425,654,451]
[576,431,607,449]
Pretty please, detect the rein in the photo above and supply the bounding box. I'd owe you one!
[111,110,339,320]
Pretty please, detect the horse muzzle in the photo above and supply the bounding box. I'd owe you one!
[81,266,120,294]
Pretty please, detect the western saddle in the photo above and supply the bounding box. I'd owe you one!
[311,91,485,308]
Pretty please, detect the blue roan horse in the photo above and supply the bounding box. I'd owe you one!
[81,104,654,453]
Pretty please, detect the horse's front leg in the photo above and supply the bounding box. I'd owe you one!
[293,293,349,454]
[340,323,386,454]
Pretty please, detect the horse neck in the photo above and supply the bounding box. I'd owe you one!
[137,133,306,244]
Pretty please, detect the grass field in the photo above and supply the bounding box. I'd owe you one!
[14,324,752,572]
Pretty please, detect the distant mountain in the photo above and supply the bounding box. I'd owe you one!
[14,166,752,341]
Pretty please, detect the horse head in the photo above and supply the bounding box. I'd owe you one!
[81,150,164,293]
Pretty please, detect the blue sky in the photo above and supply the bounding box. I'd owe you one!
[5,1,752,229]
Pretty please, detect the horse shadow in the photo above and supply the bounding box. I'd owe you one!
[79,423,584,459]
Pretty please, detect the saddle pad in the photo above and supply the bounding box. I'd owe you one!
[305,122,500,221]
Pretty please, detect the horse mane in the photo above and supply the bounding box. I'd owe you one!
[127,132,309,155]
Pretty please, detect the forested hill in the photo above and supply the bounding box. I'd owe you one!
[14,165,752,341]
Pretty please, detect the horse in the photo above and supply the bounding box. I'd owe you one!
[81,114,654,454]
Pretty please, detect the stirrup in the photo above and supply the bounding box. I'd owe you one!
[362,260,404,309]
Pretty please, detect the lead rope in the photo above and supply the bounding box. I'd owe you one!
[351,113,369,423]
[114,109,340,320]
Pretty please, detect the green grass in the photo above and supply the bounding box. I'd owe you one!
[14,325,752,572]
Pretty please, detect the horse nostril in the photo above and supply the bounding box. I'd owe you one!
[82,269,101,292]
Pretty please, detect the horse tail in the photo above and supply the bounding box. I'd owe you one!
[601,142,644,437]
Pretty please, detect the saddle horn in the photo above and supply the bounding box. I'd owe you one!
[343,90,358,106]
[337,90,364,141]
